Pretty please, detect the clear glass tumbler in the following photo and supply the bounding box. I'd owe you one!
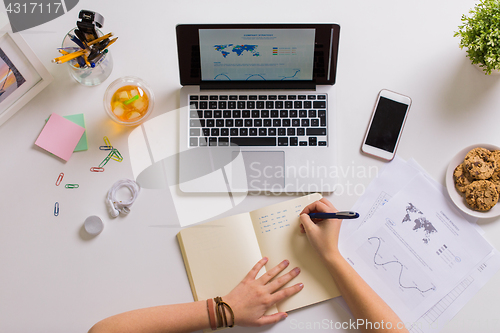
[103,76,155,126]
[61,28,113,86]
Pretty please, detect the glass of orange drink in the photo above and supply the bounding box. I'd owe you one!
[104,77,154,126]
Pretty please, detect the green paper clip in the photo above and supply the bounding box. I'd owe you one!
[111,148,123,162]
[99,150,114,167]
[65,184,79,189]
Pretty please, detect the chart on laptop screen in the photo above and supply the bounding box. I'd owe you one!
[199,29,315,81]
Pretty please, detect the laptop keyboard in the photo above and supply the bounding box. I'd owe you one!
[188,94,328,147]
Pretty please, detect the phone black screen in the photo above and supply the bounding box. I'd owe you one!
[364,96,409,153]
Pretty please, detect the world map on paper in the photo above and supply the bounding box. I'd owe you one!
[214,44,260,58]
[402,203,437,244]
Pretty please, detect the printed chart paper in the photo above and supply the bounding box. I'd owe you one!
[341,163,498,333]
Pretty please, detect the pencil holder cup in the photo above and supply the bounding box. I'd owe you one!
[61,28,113,86]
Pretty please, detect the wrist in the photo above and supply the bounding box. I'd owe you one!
[320,249,343,265]
[208,297,235,329]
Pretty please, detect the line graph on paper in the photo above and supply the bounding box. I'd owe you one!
[356,230,436,309]
[369,236,436,293]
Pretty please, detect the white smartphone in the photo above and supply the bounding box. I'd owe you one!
[361,89,412,161]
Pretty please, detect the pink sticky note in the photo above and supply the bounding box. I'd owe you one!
[35,113,85,161]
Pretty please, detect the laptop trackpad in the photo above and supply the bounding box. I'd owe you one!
[237,151,285,191]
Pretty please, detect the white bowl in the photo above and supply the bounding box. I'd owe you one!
[446,143,500,218]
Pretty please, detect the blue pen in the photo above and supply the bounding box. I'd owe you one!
[308,211,359,219]
[70,34,86,49]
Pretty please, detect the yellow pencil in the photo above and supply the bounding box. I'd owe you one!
[88,32,113,46]
[52,49,88,64]
[101,37,118,51]
[83,53,90,67]
[52,51,82,63]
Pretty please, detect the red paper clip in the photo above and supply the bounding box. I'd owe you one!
[55,173,64,186]
[90,167,105,172]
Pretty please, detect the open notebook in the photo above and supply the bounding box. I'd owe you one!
[177,193,340,314]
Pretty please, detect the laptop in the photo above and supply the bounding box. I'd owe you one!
[176,23,340,193]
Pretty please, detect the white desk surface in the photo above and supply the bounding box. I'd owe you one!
[1,0,500,332]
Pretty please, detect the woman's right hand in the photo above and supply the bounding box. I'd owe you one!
[299,198,343,262]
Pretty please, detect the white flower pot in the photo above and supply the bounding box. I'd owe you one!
[473,63,500,75]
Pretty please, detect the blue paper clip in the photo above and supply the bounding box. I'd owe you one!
[99,145,113,151]
[54,202,59,216]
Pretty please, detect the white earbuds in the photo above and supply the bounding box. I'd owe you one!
[106,199,120,217]
[106,179,141,218]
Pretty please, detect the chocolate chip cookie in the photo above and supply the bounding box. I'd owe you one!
[464,148,496,180]
[453,163,474,193]
[465,180,499,211]
[490,151,500,182]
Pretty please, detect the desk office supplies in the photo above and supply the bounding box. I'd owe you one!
[60,28,114,86]
[104,77,154,126]
[77,10,104,42]
[54,202,59,216]
[110,148,123,162]
[176,24,340,193]
[90,167,104,172]
[88,32,113,46]
[55,172,64,186]
[99,151,113,168]
[45,114,88,151]
[55,10,115,86]
[65,184,79,189]
[52,48,87,64]
[35,113,85,161]
[63,114,88,151]
[103,136,112,147]
[177,193,340,313]
[98,148,122,167]
[308,211,359,219]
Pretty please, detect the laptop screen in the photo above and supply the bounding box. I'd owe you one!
[199,29,316,82]
[176,24,340,89]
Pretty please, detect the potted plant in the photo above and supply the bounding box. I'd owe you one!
[455,0,500,75]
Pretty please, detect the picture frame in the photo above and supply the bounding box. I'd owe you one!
[0,24,53,127]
